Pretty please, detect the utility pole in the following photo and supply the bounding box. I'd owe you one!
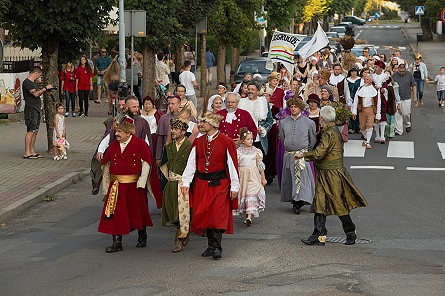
[118,0,126,83]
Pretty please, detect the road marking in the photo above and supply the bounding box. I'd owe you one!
[437,143,445,159]
[372,26,376,28]
[406,167,445,171]
[387,141,414,158]
[350,166,395,170]
[344,140,366,157]
[355,29,363,39]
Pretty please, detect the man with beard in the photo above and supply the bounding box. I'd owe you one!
[217,92,257,142]
[329,64,347,104]
[181,112,239,260]
[98,115,156,253]
[155,96,181,165]
[90,98,127,195]
[95,96,162,230]
[160,118,192,253]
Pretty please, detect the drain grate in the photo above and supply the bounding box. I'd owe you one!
[326,236,372,244]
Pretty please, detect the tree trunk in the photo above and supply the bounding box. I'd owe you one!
[142,44,156,99]
[420,18,433,41]
[230,46,240,85]
[176,45,185,74]
[217,40,226,84]
[200,32,208,108]
[41,35,59,151]
[322,15,329,32]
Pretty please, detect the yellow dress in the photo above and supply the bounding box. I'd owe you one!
[303,122,368,216]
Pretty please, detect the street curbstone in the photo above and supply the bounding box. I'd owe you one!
[0,169,90,224]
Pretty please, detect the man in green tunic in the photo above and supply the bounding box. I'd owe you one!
[295,106,368,246]
[160,118,192,253]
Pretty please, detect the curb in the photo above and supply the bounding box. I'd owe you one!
[400,27,417,57]
[0,169,90,224]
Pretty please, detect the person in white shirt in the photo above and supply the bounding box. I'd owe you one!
[179,60,200,108]
[352,74,381,149]
[427,67,445,108]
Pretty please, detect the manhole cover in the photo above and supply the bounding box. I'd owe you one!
[326,236,372,244]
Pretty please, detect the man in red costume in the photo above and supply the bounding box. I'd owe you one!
[98,114,162,253]
[217,92,257,142]
[181,112,240,259]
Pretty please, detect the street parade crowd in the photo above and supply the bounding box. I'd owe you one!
[21,36,445,260]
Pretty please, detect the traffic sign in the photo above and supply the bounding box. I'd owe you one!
[441,8,445,23]
[375,12,380,18]
[415,6,424,16]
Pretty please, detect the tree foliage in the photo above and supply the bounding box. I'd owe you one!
[0,0,11,23]
[5,0,114,61]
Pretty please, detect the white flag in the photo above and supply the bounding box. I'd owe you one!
[298,23,329,61]
[268,31,305,75]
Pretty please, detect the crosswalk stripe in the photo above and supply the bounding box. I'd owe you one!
[387,141,414,158]
[350,166,394,170]
[437,143,445,159]
[406,167,445,171]
[344,140,366,157]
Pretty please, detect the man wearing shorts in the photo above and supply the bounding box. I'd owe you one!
[23,67,53,159]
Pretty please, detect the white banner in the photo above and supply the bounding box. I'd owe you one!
[299,23,329,61]
[268,31,305,75]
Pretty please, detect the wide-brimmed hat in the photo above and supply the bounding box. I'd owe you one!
[307,93,320,105]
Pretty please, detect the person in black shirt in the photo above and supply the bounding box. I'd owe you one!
[23,66,53,159]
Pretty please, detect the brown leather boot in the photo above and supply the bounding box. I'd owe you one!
[172,229,183,253]
[181,232,190,246]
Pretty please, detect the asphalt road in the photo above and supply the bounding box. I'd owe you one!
[1,26,444,296]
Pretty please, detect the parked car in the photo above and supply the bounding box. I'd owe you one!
[350,45,379,57]
[368,16,376,22]
[330,26,347,38]
[338,22,355,36]
[326,32,339,39]
[343,15,366,26]
[293,41,310,57]
[234,58,272,84]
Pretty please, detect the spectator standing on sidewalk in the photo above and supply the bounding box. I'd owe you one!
[95,48,112,104]
[409,54,428,107]
[427,67,445,108]
[179,61,200,108]
[392,64,417,134]
[156,52,171,90]
[22,67,53,159]
[184,45,196,73]
[205,47,215,85]
[52,103,67,160]
[61,61,76,117]
[75,55,94,117]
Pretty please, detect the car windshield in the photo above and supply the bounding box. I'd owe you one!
[326,32,338,38]
[351,47,378,57]
[237,61,269,74]
[331,27,346,33]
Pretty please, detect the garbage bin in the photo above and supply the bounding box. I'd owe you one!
[417,33,423,42]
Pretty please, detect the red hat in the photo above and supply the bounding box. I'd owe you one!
[375,60,386,69]
[307,94,320,105]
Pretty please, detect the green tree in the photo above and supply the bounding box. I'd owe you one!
[209,0,261,83]
[4,0,114,150]
[0,0,11,23]
[393,0,445,40]
[125,0,214,98]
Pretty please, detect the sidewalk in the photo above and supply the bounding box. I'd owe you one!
[401,25,445,77]
[0,102,107,223]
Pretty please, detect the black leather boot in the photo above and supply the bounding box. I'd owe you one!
[212,230,223,259]
[106,235,123,253]
[201,230,214,257]
[345,232,357,245]
[136,227,147,248]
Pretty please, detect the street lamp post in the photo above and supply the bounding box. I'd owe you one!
[118,0,126,83]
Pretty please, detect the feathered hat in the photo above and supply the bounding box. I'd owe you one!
[113,112,135,134]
